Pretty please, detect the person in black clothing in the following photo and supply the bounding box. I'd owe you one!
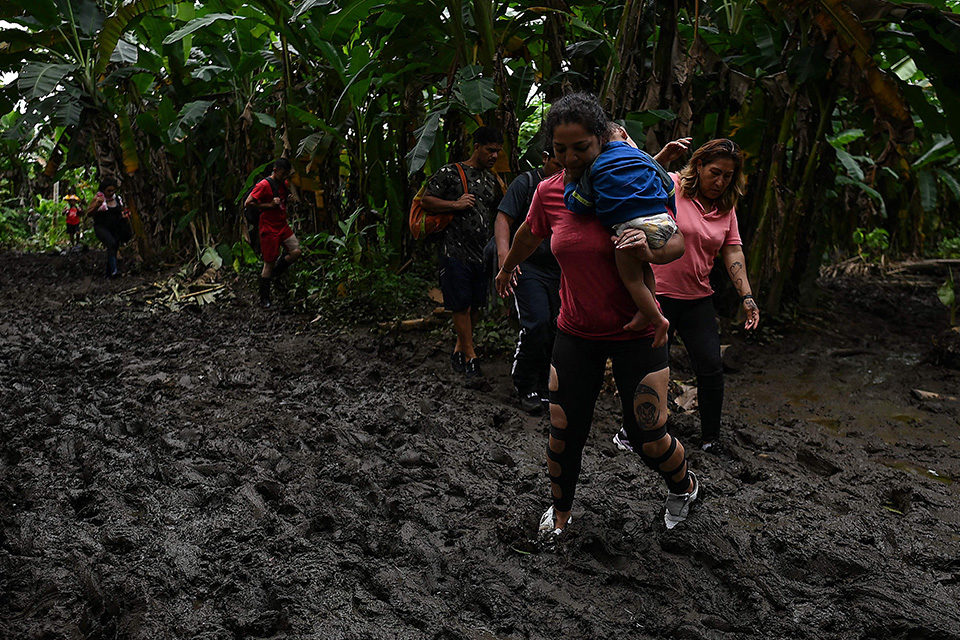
[421,126,504,378]
[495,146,563,413]
[85,178,132,277]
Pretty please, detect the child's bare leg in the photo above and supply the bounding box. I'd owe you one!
[615,250,669,345]
[643,262,656,298]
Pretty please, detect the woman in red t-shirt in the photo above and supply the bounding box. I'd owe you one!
[495,93,699,537]
[647,139,759,452]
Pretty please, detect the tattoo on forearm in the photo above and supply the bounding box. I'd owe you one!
[728,260,750,294]
[745,298,759,312]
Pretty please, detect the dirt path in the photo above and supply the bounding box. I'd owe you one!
[2,250,959,640]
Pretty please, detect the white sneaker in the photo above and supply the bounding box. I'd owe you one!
[612,428,634,453]
[664,471,699,530]
[538,505,572,536]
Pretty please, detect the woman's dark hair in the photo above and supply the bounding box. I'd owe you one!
[274,157,292,172]
[544,92,609,142]
[99,177,118,192]
[473,125,503,147]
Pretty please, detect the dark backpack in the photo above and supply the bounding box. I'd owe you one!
[242,177,281,254]
[243,176,280,229]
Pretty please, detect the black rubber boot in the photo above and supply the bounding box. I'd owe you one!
[259,277,272,308]
[273,247,291,278]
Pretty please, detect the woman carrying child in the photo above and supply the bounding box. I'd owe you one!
[562,117,680,347]
[496,93,700,537]
[85,178,132,277]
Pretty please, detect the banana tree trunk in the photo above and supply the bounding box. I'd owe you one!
[747,90,798,311]
[765,87,837,311]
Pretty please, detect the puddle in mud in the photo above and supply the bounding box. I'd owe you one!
[809,416,844,435]
[880,459,955,484]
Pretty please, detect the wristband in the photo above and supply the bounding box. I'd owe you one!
[741,294,754,302]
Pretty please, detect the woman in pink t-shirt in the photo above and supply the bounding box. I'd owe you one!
[494,93,700,538]
[646,139,760,452]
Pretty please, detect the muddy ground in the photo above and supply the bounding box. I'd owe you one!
[1,250,959,640]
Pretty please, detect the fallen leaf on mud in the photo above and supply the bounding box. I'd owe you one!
[912,389,958,402]
[379,316,440,332]
[675,385,698,412]
[428,287,444,303]
[118,252,233,311]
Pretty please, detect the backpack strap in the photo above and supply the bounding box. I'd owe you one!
[263,176,280,201]
[493,170,507,195]
[454,163,469,195]
[524,169,540,203]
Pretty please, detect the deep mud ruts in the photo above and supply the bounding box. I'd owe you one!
[2,250,959,639]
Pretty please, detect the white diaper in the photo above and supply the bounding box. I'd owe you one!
[611,212,677,249]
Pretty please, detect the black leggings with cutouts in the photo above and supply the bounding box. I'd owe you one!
[547,331,690,512]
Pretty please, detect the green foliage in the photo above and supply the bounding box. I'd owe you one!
[289,214,430,323]
[0,206,28,247]
[853,227,890,263]
[230,240,260,273]
[936,235,960,259]
[474,314,516,355]
[3,0,960,318]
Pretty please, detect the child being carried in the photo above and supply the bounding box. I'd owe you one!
[563,123,677,347]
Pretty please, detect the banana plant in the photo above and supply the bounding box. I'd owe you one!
[3,0,177,251]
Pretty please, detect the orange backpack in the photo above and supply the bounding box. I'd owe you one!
[409,163,469,240]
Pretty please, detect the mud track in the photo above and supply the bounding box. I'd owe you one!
[2,250,959,639]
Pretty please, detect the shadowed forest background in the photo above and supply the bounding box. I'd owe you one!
[1,0,959,318]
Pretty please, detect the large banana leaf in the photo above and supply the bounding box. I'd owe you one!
[77,0,104,37]
[937,168,960,202]
[117,108,140,173]
[110,39,139,65]
[95,0,174,75]
[835,148,865,182]
[168,100,213,140]
[917,170,938,213]
[406,108,446,175]
[454,66,499,114]
[318,0,385,41]
[292,0,334,21]
[18,62,77,99]
[162,13,243,45]
[52,93,84,127]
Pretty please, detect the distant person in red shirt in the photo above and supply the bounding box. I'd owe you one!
[63,194,82,246]
[496,93,699,537]
[244,158,301,308]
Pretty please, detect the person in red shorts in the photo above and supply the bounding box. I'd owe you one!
[244,157,301,308]
[63,194,82,246]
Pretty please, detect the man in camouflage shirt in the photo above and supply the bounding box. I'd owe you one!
[422,126,503,378]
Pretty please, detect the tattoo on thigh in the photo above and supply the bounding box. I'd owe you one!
[635,384,661,428]
[636,384,660,402]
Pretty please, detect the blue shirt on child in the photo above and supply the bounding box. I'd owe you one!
[563,141,675,227]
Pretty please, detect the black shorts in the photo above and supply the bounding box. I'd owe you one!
[66,223,79,234]
[439,255,487,313]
